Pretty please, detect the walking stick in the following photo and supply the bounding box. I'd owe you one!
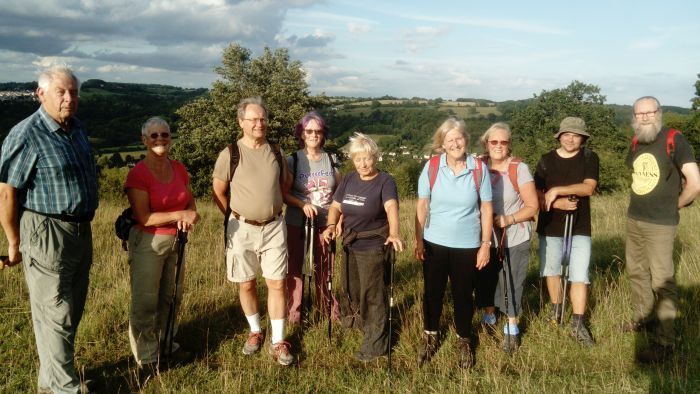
[492,228,511,351]
[558,208,575,326]
[327,238,336,344]
[302,217,315,325]
[164,230,187,358]
[386,246,396,379]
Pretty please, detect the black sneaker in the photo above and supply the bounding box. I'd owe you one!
[456,337,474,369]
[417,333,440,366]
[502,334,520,355]
[637,343,673,364]
[571,319,595,347]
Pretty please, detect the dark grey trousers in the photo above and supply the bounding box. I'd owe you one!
[341,246,389,356]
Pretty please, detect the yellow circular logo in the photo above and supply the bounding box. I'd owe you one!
[631,153,659,195]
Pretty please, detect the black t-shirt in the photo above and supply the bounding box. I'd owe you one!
[333,171,398,250]
[626,127,696,225]
[534,148,600,237]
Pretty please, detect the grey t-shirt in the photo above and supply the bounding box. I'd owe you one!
[488,161,533,247]
[285,150,337,227]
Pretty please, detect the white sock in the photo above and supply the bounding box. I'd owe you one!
[246,313,261,333]
[271,318,285,344]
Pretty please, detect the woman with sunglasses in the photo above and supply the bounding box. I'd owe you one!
[125,117,199,377]
[474,122,538,354]
[283,111,341,325]
[415,117,493,369]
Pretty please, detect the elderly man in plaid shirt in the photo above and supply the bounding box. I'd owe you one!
[0,65,98,393]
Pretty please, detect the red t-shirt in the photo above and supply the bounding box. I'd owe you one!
[125,160,192,235]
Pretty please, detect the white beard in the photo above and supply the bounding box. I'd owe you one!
[633,119,662,144]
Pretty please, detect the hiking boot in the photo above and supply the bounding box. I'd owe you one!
[354,351,386,363]
[571,319,595,347]
[162,347,193,367]
[242,331,265,355]
[269,340,295,366]
[620,319,653,333]
[456,337,474,369]
[417,332,440,366]
[502,334,520,355]
[637,342,673,364]
[548,303,563,326]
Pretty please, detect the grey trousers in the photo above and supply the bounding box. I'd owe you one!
[19,210,93,394]
[341,246,389,357]
[625,218,678,346]
[128,228,184,365]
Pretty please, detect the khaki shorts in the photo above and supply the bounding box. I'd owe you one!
[225,214,288,282]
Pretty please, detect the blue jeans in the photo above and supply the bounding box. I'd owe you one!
[20,211,93,393]
[539,235,591,284]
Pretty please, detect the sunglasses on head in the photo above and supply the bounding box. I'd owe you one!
[148,132,171,139]
[488,140,510,146]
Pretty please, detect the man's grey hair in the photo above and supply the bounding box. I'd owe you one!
[141,116,170,136]
[633,96,662,114]
[237,96,268,120]
[37,65,80,92]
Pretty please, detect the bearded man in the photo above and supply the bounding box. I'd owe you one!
[624,96,700,363]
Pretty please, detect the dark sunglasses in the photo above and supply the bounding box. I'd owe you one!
[148,132,171,139]
[488,140,510,146]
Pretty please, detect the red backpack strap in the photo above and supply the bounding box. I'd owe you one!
[472,155,483,194]
[666,128,680,157]
[428,155,441,191]
[631,135,639,153]
[508,157,521,195]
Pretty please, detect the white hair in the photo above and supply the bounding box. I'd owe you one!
[141,117,170,136]
[37,64,80,92]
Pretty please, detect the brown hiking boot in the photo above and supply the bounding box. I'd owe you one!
[417,332,440,366]
[457,337,474,369]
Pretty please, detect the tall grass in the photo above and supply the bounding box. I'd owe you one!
[1,193,699,393]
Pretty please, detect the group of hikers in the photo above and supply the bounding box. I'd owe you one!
[1,65,699,393]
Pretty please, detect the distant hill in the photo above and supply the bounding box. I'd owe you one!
[0,79,208,148]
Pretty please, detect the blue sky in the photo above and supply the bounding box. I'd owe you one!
[0,0,698,106]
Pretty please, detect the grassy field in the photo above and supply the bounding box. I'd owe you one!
[1,193,699,393]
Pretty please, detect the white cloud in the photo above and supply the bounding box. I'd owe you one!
[348,22,372,33]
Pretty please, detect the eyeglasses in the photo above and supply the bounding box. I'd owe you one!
[634,109,658,118]
[148,132,171,139]
[243,118,267,124]
[488,140,510,146]
[304,129,324,135]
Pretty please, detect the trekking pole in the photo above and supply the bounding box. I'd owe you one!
[387,246,396,380]
[493,228,511,352]
[558,209,575,326]
[327,238,336,344]
[164,230,187,358]
[302,217,315,325]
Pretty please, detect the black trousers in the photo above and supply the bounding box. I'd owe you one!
[422,240,478,338]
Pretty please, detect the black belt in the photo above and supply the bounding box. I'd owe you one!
[24,208,94,223]
[231,210,281,226]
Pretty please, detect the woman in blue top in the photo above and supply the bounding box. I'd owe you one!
[414,117,493,369]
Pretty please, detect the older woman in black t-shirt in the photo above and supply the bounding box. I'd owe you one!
[322,132,404,362]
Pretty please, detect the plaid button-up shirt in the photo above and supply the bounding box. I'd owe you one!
[0,106,99,216]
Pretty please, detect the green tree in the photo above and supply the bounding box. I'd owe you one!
[509,81,625,192]
[172,44,327,196]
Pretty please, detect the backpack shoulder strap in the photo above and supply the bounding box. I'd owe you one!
[292,151,299,182]
[271,143,284,184]
[508,157,522,195]
[227,142,240,183]
[428,155,441,192]
[631,135,639,153]
[473,155,483,194]
[667,128,680,157]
